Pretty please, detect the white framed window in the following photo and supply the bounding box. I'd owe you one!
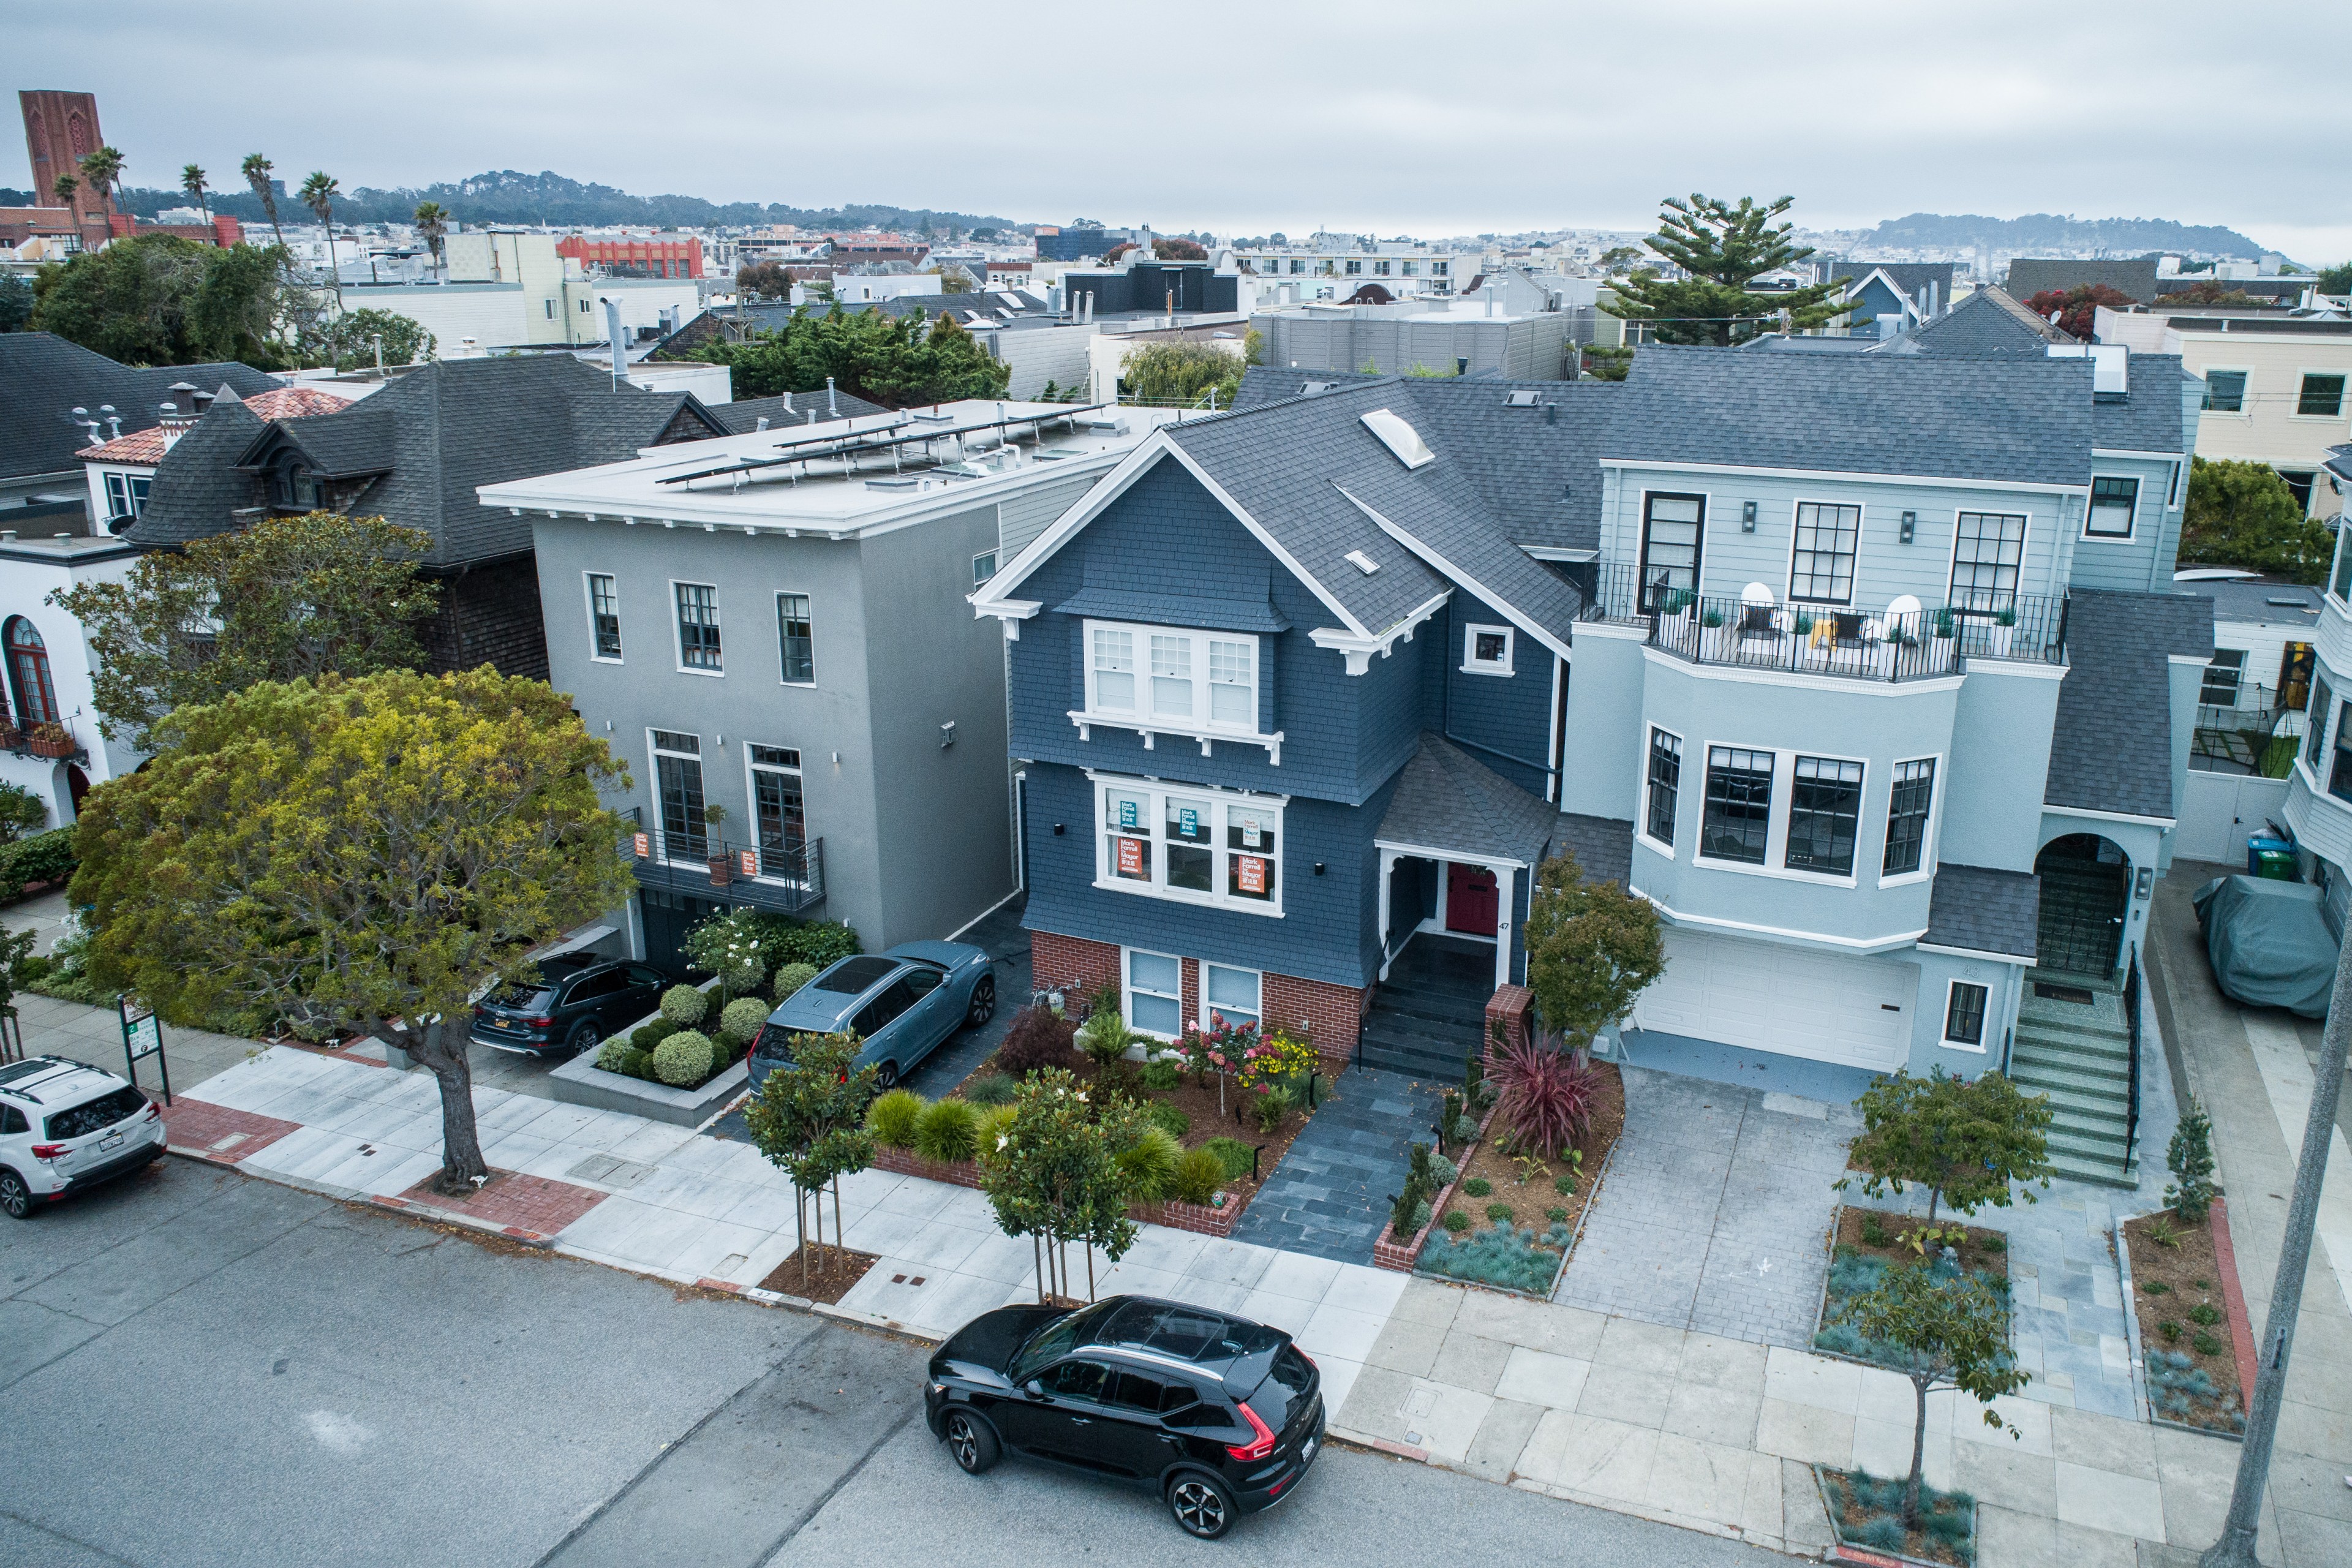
[971,549,997,586]
[1948,511,2026,611]
[1204,964,1261,1032]
[2295,371,2346,420]
[1082,620,1262,736]
[1882,757,1937,880]
[1096,774,1283,917]
[586,572,622,661]
[1692,741,1883,887]
[1461,623,1515,676]
[1942,979,1989,1050]
[1125,949,1183,1039]
[674,581,722,673]
[648,728,707,864]
[747,743,805,882]
[2086,476,2139,540]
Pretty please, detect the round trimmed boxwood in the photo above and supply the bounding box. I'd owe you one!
[595,1037,633,1072]
[652,1029,715,1086]
[660,985,709,1027]
[1462,1177,1493,1198]
[630,1017,679,1051]
[1442,1210,1472,1234]
[718,996,771,1046]
[772,962,818,1000]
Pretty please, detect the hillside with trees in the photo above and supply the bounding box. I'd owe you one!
[1855,212,2271,260]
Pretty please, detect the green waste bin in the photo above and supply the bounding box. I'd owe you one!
[2249,836,2298,880]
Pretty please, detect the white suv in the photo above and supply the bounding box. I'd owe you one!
[0,1057,168,1219]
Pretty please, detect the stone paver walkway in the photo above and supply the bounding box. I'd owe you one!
[1229,1065,1447,1262]
[1556,1068,1856,1349]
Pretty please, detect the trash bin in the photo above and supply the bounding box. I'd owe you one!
[2249,836,2298,880]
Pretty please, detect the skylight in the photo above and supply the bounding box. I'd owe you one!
[1506,389,1541,407]
[1345,549,1381,575]
[1360,408,1434,469]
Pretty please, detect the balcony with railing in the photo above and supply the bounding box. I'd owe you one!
[1582,562,2068,683]
[625,827,826,916]
[0,716,89,765]
[2192,682,2302,776]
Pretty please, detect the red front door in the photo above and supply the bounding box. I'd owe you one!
[1446,864,1499,936]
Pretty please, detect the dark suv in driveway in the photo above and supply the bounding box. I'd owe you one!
[924,1295,1324,1539]
[469,952,666,1057]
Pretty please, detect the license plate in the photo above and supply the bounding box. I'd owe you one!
[1301,1437,1317,1462]
[494,1019,517,1030]
[99,1131,123,1152]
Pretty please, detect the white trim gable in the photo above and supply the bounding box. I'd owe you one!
[1338,486,1575,665]
[968,432,1378,643]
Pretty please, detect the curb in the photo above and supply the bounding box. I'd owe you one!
[2207,1196,2258,1412]
[2111,1215,2153,1423]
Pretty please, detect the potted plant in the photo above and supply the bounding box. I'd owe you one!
[704,802,731,884]
[1698,606,1726,659]
[26,722,73,759]
[1989,605,2017,657]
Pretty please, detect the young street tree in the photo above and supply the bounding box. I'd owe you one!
[241,154,286,249]
[978,1068,1147,1303]
[744,1031,880,1289]
[70,668,635,1192]
[1840,1066,2054,1228]
[1520,850,1664,1067]
[51,511,442,751]
[1847,1262,2026,1529]
[1600,194,1852,346]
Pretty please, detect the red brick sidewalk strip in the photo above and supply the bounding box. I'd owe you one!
[2208,1196,2259,1412]
[159,1100,304,1164]
[379,1169,606,1243]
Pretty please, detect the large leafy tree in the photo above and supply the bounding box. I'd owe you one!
[2318,262,2352,296]
[328,306,436,372]
[1600,194,1852,345]
[1839,1066,2054,1227]
[72,668,635,1190]
[684,304,1009,407]
[29,234,301,366]
[0,271,31,333]
[1847,1264,2026,1529]
[2181,455,2332,580]
[1121,341,1242,407]
[51,511,442,750]
[2019,282,2136,339]
[1520,851,1664,1067]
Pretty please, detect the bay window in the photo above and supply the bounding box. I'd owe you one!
[1096,775,1284,916]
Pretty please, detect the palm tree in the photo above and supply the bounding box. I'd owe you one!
[242,154,285,249]
[182,164,209,225]
[412,200,449,281]
[51,173,78,208]
[77,146,125,230]
[299,171,344,324]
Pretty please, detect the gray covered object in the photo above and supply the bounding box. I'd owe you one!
[2192,876,2339,1019]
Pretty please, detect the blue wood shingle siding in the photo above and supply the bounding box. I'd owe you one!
[1422,591,1556,799]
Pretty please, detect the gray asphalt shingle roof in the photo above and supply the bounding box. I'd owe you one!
[1604,343,2095,487]
[0,333,277,483]
[1833,262,1959,301]
[1377,733,1559,865]
[2006,257,2160,306]
[125,398,268,542]
[2093,356,2196,454]
[1886,286,2075,359]
[1553,813,1634,888]
[2045,588,2214,819]
[1923,865,2041,960]
[710,389,888,433]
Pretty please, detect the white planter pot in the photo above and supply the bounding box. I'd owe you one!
[1988,624,2015,657]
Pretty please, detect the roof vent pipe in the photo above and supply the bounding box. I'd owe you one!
[755,416,771,431]
[826,377,838,416]
[783,391,794,413]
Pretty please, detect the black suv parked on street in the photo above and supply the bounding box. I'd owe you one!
[469,953,666,1057]
[925,1295,1324,1539]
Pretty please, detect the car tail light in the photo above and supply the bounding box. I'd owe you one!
[1225,1401,1277,1463]
[526,1017,553,1028]
[30,1144,66,1160]
[1295,1348,1317,1370]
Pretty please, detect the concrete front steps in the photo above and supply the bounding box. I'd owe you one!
[2009,980,2139,1188]
[1357,980,1485,1081]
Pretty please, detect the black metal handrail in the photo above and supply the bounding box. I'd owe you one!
[1582,563,2067,682]
[2123,941,2143,1167]
[625,827,826,914]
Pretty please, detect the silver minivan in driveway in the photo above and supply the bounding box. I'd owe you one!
[748,942,997,1091]
[0,1056,168,1218]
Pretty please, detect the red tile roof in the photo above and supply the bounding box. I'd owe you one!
[77,384,355,464]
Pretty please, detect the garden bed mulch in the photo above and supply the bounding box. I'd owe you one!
[1411,1060,1625,1296]
[758,1244,881,1306]
[1815,1464,1978,1567]
[949,1047,1326,1226]
[1814,1207,2010,1368]
[2120,1207,2245,1434]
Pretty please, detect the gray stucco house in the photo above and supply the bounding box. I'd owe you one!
[479,400,1172,965]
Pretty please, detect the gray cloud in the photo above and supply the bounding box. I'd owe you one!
[9,0,2348,258]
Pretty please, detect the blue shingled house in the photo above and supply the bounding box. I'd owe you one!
[971,326,2209,1183]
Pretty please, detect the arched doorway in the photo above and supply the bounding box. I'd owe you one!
[2035,834,2130,979]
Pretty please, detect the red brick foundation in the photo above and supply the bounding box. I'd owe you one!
[1485,984,1534,1057]
[1028,927,1366,1071]
[1373,1096,1502,1273]
[1030,929,1121,1006]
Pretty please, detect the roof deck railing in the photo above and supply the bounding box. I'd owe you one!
[1583,562,2066,682]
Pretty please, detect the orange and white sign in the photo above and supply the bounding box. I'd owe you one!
[739,850,759,876]
[1115,837,1147,878]
[1235,855,1266,894]
[632,832,650,858]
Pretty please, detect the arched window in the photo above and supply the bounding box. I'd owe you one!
[5,617,58,726]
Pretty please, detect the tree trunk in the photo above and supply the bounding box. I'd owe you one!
[1905,1374,1930,1529]
[397,1017,488,1194]
[832,1178,844,1270]
[1926,1185,1942,1231]
[796,1186,809,1291]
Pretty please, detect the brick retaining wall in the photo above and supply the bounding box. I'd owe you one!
[872,1143,1240,1237]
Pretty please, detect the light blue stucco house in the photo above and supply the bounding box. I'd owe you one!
[971,304,2209,1183]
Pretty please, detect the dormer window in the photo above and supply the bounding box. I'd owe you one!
[273,458,320,510]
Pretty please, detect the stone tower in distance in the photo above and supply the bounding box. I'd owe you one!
[20,89,106,225]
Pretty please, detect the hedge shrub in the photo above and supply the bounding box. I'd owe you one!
[994,1006,1076,1078]
[1200,1136,1255,1181]
[0,824,75,903]
[1144,1100,1189,1139]
[867,1088,925,1149]
[914,1096,981,1164]
[772,962,818,1000]
[630,1017,679,1051]
[718,996,771,1046]
[652,1030,715,1086]
[660,985,709,1027]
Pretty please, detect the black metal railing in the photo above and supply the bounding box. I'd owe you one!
[624,827,826,916]
[1583,564,2067,683]
[2123,941,2143,1168]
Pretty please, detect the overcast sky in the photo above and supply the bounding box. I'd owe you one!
[10,0,2350,263]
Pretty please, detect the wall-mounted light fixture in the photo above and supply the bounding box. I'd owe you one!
[1313,862,1326,876]
[1052,823,1065,835]
[1899,510,1917,544]
[940,720,957,748]
[1741,501,1757,532]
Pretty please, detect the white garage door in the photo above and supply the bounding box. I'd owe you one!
[1634,929,1915,1072]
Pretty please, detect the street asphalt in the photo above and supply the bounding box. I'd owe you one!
[0,1157,1797,1568]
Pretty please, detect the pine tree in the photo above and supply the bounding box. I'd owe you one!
[1601,194,1853,347]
